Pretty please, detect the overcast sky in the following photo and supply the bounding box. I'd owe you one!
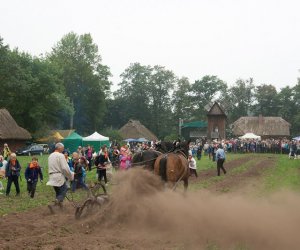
[1,0,300,90]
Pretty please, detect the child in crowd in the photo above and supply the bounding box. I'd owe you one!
[72,155,88,192]
[25,157,43,198]
[188,152,198,178]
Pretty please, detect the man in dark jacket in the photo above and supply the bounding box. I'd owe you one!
[25,157,43,198]
[5,153,21,196]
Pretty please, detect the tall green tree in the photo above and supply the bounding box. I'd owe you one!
[252,84,279,116]
[228,78,254,122]
[48,32,111,133]
[191,75,227,120]
[0,37,73,133]
[172,77,192,123]
[290,79,300,135]
[109,63,176,138]
[148,65,176,137]
[114,63,152,126]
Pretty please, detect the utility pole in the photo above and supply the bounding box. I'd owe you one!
[179,118,183,137]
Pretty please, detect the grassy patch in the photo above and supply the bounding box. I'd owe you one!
[0,154,101,216]
[262,155,300,192]
[190,154,256,191]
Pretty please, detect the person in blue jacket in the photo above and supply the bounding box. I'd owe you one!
[5,153,21,196]
[25,157,43,198]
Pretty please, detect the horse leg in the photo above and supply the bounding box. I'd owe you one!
[183,178,188,193]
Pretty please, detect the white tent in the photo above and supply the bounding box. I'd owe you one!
[82,132,109,141]
[82,132,110,149]
[239,133,261,140]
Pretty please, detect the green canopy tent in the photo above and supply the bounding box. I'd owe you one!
[82,132,110,152]
[63,132,82,153]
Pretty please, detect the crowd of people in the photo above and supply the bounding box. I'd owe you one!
[0,137,298,204]
[187,138,300,159]
[0,142,135,199]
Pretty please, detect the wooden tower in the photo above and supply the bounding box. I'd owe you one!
[206,102,227,140]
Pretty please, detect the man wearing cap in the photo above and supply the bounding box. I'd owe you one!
[215,144,227,176]
[47,143,74,212]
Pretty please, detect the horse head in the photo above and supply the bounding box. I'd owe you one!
[177,139,191,158]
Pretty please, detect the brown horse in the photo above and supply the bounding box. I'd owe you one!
[154,140,190,191]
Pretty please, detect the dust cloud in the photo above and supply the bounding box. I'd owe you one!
[91,168,300,250]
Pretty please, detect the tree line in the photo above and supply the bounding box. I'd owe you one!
[1,32,300,140]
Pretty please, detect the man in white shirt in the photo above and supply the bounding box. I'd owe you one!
[47,143,74,212]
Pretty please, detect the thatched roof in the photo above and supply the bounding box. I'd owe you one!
[0,108,31,140]
[232,116,290,137]
[37,132,64,142]
[119,120,158,141]
[51,129,75,138]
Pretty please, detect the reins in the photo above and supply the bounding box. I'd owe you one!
[131,157,160,166]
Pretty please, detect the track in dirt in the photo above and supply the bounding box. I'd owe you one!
[190,155,276,193]
[1,157,300,250]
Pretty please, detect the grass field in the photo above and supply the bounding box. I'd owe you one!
[0,152,299,216]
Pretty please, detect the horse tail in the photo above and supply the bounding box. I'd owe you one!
[159,155,167,182]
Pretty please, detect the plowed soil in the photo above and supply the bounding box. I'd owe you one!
[2,155,300,250]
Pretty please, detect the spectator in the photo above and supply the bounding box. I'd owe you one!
[3,143,11,161]
[63,150,73,171]
[72,155,88,192]
[196,144,203,160]
[95,146,109,185]
[25,157,43,198]
[5,153,21,196]
[0,155,7,175]
[85,145,94,171]
[188,152,198,178]
[0,155,7,194]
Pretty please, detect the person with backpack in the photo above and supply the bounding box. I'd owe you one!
[5,153,21,196]
[25,157,43,198]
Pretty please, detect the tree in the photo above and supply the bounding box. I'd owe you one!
[111,63,176,138]
[114,63,152,127]
[48,32,111,133]
[148,65,176,137]
[191,75,227,120]
[228,78,254,122]
[172,77,192,123]
[252,84,279,116]
[0,37,73,133]
[290,79,300,135]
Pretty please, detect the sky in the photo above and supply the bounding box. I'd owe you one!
[1,0,300,91]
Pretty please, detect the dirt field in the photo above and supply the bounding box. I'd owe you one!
[1,155,300,250]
